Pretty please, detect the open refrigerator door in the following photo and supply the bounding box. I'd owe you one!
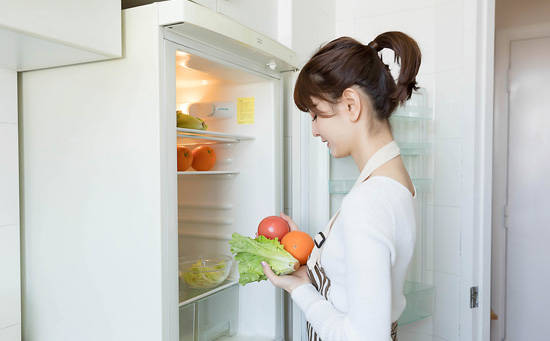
[325,88,436,326]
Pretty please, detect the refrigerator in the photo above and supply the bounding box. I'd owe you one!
[19,1,435,340]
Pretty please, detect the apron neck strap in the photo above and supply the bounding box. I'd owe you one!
[306,140,401,270]
[352,140,400,190]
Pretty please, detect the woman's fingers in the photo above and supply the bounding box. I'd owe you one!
[261,261,279,284]
[280,212,299,231]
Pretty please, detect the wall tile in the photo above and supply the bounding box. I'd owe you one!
[335,19,354,37]
[435,0,464,72]
[354,7,435,75]
[0,225,21,330]
[433,272,460,341]
[433,140,462,206]
[292,3,334,63]
[434,68,465,139]
[434,206,461,275]
[352,0,435,19]
[0,124,19,226]
[0,69,17,124]
[334,0,354,22]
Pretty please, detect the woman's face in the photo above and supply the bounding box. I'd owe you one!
[309,96,356,158]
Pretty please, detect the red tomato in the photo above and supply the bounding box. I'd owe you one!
[257,216,290,241]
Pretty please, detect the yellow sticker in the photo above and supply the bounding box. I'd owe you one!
[237,97,255,124]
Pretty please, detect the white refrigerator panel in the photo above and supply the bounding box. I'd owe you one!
[20,5,164,340]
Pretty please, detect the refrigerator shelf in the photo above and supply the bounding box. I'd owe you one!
[179,278,238,307]
[397,280,436,325]
[329,178,432,194]
[178,170,239,176]
[177,127,255,144]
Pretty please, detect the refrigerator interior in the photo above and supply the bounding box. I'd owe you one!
[172,48,285,341]
[328,87,436,326]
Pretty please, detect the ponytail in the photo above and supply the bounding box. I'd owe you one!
[368,31,422,105]
[294,32,422,120]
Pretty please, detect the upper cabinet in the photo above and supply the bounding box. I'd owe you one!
[189,0,280,44]
[0,0,121,71]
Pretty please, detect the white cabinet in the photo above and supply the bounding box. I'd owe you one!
[188,0,280,44]
[0,0,121,71]
[216,0,279,41]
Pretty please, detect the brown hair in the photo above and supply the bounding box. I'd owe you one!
[293,32,421,120]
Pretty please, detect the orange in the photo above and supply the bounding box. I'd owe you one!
[281,231,314,265]
[177,146,193,171]
[191,145,216,171]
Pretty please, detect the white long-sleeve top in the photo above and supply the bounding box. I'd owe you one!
[291,176,417,340]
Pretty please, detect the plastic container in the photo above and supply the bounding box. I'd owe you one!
[179,255,233,289]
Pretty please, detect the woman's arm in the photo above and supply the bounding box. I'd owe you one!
[291,194,395,340]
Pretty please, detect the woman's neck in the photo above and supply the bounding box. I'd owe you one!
[351,123,394,173]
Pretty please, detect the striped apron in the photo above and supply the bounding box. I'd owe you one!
[305,141,401,341]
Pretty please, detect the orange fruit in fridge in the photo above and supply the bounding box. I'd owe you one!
[191,145,216,171]
[281,231,314,265]
[177,146,193,171]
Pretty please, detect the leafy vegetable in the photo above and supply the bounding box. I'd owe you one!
[229,232,299,285]
[181,259,227,288]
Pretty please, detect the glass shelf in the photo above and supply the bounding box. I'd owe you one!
[177,170,239,176]
[398,281,436,325]
[391,106,433,121]
[397,142,432,155]
[329,178,432,195]
[179,278,238,307]
[177,127,254,145]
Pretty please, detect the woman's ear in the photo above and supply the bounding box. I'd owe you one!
[341,87,361,122]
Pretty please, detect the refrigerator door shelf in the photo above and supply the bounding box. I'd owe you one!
[397,281,436,325]
[329,178,432,195]
[391,106,433,121]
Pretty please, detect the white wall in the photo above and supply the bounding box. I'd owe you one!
[334,0,485,340]
[0,69,21,340]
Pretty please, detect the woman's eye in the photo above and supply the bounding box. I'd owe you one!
[312,114,317,122]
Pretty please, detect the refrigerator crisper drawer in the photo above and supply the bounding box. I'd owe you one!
[180,284,239,341]
[180,303,195,341]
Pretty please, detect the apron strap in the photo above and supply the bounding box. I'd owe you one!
[307,141,401,271]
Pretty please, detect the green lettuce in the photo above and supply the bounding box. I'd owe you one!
[229,232,298,285]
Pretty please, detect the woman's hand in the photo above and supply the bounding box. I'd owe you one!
[279,212,300,231]
[261,262,311,294]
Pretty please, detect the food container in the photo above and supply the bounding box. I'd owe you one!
[179,255,233,289]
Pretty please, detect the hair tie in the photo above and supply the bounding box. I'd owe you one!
[367,40,379,51]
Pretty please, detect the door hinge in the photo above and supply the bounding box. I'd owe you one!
[470,286,479,308]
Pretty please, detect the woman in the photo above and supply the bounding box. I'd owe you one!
[261,31,420,340]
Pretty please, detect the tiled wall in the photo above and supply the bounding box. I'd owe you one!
[0,68,21,340]
[335,1,467,340]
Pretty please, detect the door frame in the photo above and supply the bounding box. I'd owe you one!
[491,21,550,341]
[470,0,495,340]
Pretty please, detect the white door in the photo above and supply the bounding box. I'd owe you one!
[506,36,550,340]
